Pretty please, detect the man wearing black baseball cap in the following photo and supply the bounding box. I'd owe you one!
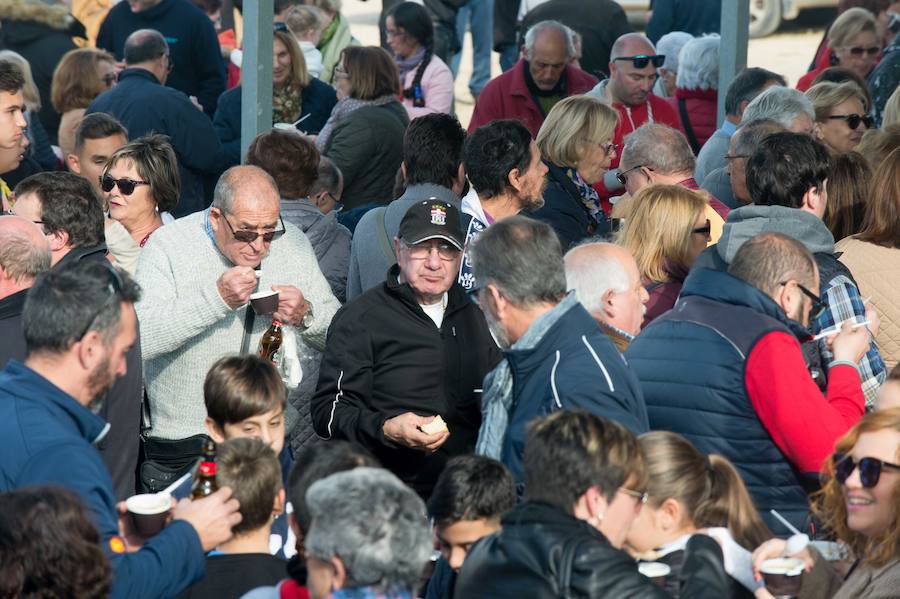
[311,200,501,499]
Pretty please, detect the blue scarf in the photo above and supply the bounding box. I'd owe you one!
[563,166,604,221]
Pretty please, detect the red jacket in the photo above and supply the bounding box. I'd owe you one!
[666,88,718,150]
[797,66,825,92]
[468,59,598,137]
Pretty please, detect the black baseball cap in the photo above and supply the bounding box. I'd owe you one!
[398,199,464,250]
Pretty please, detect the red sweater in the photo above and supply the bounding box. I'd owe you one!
[745,331,865,474]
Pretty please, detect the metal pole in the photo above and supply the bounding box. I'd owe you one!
[240,0,274,162]
[718,0,750,126]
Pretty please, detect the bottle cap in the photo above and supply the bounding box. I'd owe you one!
[199,461,217,476]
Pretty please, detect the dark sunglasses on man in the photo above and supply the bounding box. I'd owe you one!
[99,175,150,196]
[827,113,873,130]
[220,211,287,243]
[833,453,900,488]
[613,54,666,69]
[779,280,827,321]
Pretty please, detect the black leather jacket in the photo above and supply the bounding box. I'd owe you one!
[454,502,728,598]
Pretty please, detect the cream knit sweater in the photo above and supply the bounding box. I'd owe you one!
[135,211,340,440]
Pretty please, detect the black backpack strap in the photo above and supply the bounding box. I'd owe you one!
[678,97,702,154]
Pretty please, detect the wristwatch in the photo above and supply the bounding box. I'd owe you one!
[300,300,314,330]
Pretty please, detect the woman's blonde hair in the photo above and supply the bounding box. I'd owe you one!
[813,409,900,568]
[50,48,115,113]
[883,86,900,127]
[639,432,772,550]
[827,7,878,50]
[617,184,707,283]
[536,96,619,168]
[274,29,310,89]
[0,51,40,112]
[806,80,870,119]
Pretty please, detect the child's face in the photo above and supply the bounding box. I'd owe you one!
[209,407,286,455]
[434,518,500,572]
[876,380,900,411]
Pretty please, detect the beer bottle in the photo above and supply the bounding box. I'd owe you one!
[258,319,283,364]
[191,438,218,499]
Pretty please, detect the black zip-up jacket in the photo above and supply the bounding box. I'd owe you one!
[311,265,501,498]
[455,502,729,598]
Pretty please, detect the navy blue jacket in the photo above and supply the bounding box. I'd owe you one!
[499,301,649,483]
[97,0,225,118]
[0,361,205,599]
[528,160,610,251]
[213,79,337,167]
[626,268,813,536]
[87,68,225,217]
[646,0,722,44]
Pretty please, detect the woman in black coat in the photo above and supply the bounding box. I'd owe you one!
[213,28,337,167]
[529,95,619,250]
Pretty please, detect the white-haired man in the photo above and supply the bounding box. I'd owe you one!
[564,242,649,352]
[468,20,598,137]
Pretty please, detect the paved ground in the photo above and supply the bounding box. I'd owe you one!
[342,1,835,128]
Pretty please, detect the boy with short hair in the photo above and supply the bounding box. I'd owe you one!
[177,437,286,599]
[425,455,517,599]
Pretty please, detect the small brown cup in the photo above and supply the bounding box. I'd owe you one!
[760,558,804,598]
[126,493,171,538]
[638,561,671,588]
[250,290,279,315]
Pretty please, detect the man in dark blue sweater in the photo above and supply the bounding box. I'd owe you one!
[97,0,225,118]
[87,29,225,217]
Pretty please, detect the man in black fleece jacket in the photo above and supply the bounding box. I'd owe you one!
[97,0,224,118]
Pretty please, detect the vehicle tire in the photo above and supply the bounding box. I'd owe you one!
[749,0,782,38]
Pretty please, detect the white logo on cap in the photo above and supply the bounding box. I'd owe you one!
[430,205,447,226]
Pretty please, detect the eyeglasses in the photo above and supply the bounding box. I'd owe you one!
[332,64,349,80]
[616,164,649,186]
[402,240,460,261]
[833,453,900,488]
[780,280,827,321]
[613,54,666,69]
[101,72,117,86]
[4,208,43,226]
[618,487,649,506]
[76,261,125,341]
[220,212,286,243]
[274,22,288,32]
[843,45,880,57]
[595,141,618,155]
[99,175,150,196]
[724,153,749,161]
[692,220,711,236]
[827,114,873,130]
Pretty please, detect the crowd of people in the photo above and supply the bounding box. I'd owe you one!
[0,0,899,598]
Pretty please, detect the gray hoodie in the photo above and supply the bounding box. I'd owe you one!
[280,199,351,303]
[714,204,835,264]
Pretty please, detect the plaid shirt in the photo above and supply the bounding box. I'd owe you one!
[815,275,886,409]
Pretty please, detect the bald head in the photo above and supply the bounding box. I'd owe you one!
[609,33,659,107]
[564,242,648,335]
[0,215,51,296]
[213,165,281,213]
[210,166,282,267]
[124,29,169,82]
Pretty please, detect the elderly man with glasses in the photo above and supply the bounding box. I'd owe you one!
[312,200,501,500]
[135,165,340,483]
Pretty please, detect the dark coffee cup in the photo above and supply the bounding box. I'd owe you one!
[638,561,671,588]
[250,289,279,315]
[126,493,171,537]
[760,558,804,598]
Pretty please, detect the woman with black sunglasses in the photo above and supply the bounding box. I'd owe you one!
[101,134,180,272]
[807,81,872,154]
[752,409,900,599]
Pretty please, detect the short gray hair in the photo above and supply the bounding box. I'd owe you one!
[305,468,431,594]
[741,85,815,129]
[563,242,630,314]
[620,123,695,175]
[0,219,50,284]
[469,216,566,308]
[213,165,279,213]
[733,118,786,157]
[676,34,719,91]
[524,20,576,61]
[656,31,693,72]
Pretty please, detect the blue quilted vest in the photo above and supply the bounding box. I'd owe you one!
[626,268,815,537]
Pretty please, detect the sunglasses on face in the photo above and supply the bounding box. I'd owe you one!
[692,220,711,236]
[780,280,827,321]
[844,45,880,57]
[274,22,288,33]
[102,72,117,86]
[616,164,648,186]
[833,453,900,488]
[827,113,873,130]
[613,54,666,69]
[220,212,286,243]
[100,175,150,196]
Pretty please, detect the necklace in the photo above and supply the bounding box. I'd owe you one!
[139,231,153,248]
